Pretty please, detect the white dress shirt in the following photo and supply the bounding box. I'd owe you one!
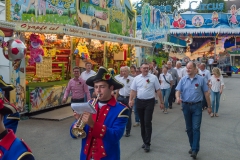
[131,73,161,99]
[159,73,173,89]
[118,76,134,96]
[199,69,211,84]
[209,75,224,92]
[181,67,188,77]
[81,70,96,89]
[174,67,183,78]
[114,74,122,81]
[208,58,214,65]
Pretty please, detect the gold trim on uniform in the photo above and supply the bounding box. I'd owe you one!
[7,115,20,120]
[118,107,129,118]
[17,152,33,160]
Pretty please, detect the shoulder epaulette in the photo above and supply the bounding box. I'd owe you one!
[118,104,129,118]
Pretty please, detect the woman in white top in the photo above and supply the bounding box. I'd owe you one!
[159,66,173,114]
[209,67,224,117]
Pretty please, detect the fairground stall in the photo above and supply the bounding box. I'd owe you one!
[5,0,152,113]
[167,1,240,75]
[135,3,186,67]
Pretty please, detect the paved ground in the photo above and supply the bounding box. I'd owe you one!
[16,75,240,160]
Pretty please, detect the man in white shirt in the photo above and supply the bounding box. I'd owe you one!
[208,56,214,71]
[80,62,96,102]
[129,63,164,152]
[199,63,211,110]
[167,61,179,109]
[116,66,134,137]
[114,67,124,98]
[174,61,182,79]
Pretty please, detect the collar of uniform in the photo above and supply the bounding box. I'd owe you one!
[106,96,117,107]
[0,129,16,150]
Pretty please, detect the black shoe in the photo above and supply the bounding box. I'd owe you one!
[144,145,150,152]
[141,144,145,148]
[191,151,198,159]
[188,149,192,154]
[125,132,130,137]
[169,106,172,109]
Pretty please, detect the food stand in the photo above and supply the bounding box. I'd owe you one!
[5,0,152,113]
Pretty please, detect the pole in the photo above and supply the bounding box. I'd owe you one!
[214,36,216,60]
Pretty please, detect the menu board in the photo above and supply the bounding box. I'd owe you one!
[36,57,52,77]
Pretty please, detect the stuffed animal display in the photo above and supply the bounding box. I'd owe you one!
[28,34,44,65]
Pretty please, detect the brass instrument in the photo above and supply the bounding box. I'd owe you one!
[72,94,100,138]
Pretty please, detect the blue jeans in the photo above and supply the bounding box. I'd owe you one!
[84,88,94,102]
[161,88,171,109]
[211,90,221,113]
[182,102,202,152]
[133,99,140,122]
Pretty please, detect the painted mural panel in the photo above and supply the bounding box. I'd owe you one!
[27,84,71,112]
[8,0,76,25]
[141,3,169,42]
[78,0,109,32]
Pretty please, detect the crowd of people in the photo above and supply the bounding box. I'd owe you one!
[65,58,224,160]
[0,57,225,160]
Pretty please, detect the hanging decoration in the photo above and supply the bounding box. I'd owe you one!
[131,47,137,65]
[2,39,26,61]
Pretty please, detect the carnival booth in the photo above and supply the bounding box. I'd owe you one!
[167,2,240,75]
[5,0,152,113]
[135,3,186,67]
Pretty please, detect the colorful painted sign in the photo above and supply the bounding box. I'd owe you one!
[64,25,152,47]
[167,4,240,34]
[189,2,224,12]
[192,15,204,27]
[141,3,169,42]
[7,0,136,37]
[14,22,64,33]
[8,0,76,25]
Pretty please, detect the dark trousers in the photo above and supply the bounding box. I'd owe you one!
[136,98,155,146]
[117,96,132,133]
[71,98,84,103]
[168,84,177,106]
[202,96,208,109]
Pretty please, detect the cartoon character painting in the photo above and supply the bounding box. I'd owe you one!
[16,84,25,112]
[192,15,204,27]
[38,0,46,16]
[30,87,43,108]
[228,5,240,28]
[26,0,39,17]
[160,13,168,29]
[172,10,186,29]
[211,11,219,27]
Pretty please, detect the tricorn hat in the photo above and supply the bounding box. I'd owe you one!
[86,66,124,90]
[0,99,17,115]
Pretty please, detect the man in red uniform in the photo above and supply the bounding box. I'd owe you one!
[70,67,129,160]
[0,99,35,159]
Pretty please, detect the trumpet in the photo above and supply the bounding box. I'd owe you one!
[72,94,100,138]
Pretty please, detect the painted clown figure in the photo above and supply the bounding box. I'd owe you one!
[70,67,129,160]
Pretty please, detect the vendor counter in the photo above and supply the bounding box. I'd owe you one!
[26,80,71,113]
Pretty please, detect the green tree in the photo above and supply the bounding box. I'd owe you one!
[196,0,227,13]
